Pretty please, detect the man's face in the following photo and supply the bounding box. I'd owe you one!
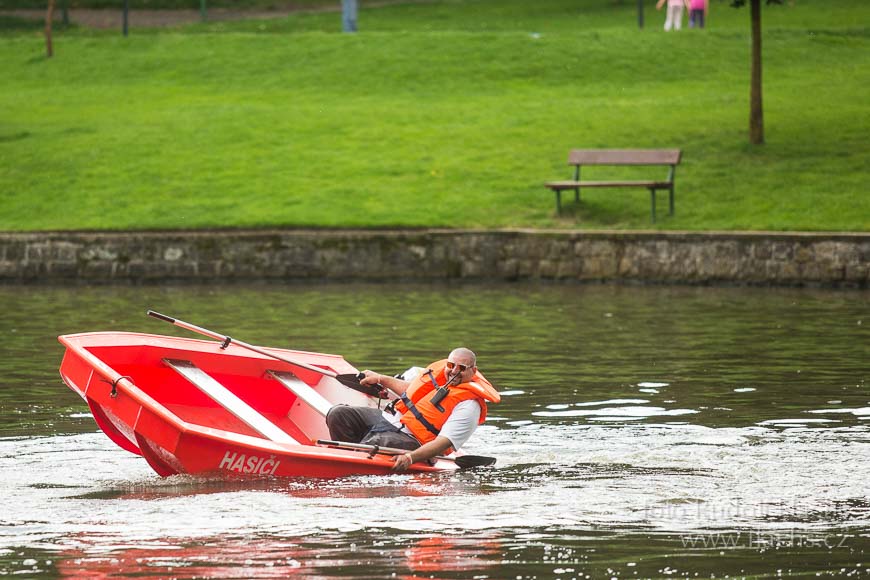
[445,351,475,384]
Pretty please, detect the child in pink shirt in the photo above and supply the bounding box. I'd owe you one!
[688,0,708,29]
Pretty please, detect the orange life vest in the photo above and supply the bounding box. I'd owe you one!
[394,359,500,450]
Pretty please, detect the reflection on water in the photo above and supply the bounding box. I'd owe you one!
[43,532,504,578]
[0,283,867,577]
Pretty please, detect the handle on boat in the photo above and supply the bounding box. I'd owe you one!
[146,310,386,398]
[315,439,496,469]
[147,309,227,343]
[146,311,175,324]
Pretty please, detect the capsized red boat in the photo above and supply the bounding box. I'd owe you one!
[58,313,488,478]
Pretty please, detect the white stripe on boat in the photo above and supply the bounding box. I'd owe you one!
[163,358,297,445]
[268,370,333,417]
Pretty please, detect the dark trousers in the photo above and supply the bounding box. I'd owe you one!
[690,9,704,28]
[326,405,421,451]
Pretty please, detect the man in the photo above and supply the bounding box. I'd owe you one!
[325,347,499,471]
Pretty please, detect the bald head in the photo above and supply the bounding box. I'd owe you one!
[449,347,476,367]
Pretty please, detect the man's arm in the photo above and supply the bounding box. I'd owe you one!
[359,371,410,396]
[392,401,482,471]
[392,436,453,471]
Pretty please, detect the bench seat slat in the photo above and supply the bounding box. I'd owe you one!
[546,180,671,190]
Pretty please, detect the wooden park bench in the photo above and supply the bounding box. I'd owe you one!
[544,149,682,222]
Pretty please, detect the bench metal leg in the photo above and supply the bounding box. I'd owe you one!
[650,188,656,223]
[669,186,675,216]
[555,190,562,214]
[574,166,581,203]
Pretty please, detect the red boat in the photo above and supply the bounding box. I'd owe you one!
[58,313,487,478]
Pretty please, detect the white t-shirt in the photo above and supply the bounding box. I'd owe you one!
[382,399,482,451]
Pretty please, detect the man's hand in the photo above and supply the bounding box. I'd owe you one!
[358,370,383,387]
[357,371,410,396]
[392,452,414,471]
[391,436,453,471]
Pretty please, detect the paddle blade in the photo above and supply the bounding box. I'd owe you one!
[454,455,497,469]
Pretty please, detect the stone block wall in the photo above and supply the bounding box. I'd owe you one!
[0,229,867,287]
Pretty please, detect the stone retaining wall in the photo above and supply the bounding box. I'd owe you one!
[0,229,867,287]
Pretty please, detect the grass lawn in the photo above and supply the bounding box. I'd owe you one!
[0,0,868,231]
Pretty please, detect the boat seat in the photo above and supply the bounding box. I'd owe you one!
[163,358,298,445]
[267,370,333,417]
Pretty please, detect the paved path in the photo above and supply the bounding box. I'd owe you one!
[3,7,292,28]
[1,0,426,29]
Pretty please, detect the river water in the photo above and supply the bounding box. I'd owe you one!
[0,283,868,578]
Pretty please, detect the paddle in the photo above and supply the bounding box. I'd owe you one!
[146,310,386,399]
[315,439,497,469]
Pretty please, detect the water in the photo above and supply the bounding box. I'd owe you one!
[0,283,868,578]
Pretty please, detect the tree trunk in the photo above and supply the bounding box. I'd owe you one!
[749,0,764,144]
[45,0,55,58]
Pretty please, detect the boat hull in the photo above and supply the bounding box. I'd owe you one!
[58,332,458,477]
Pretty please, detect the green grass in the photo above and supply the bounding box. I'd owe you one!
[0,0,868,231]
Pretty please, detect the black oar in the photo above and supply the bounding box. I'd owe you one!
[146,310,386,398]
[315,439,496,469]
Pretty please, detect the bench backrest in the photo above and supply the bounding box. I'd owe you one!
[568,149,681,166]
